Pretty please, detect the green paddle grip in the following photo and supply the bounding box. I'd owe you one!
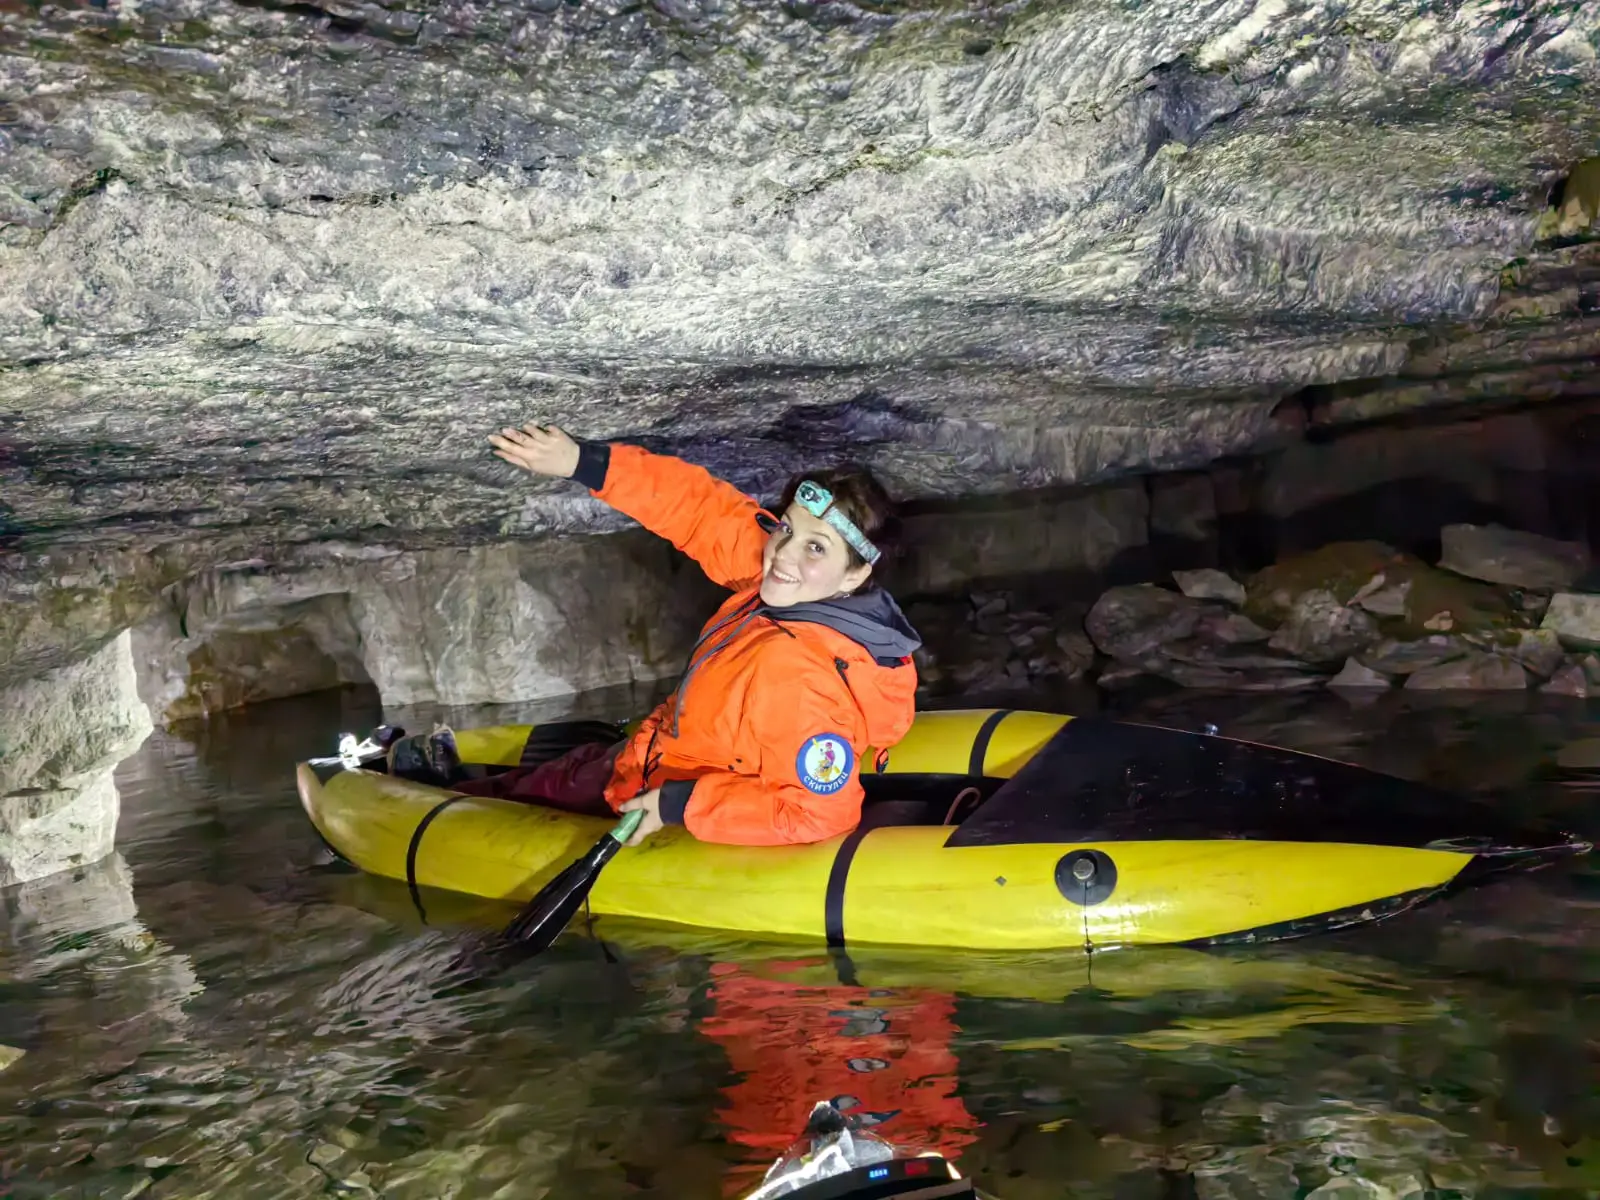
[610,808,646,844]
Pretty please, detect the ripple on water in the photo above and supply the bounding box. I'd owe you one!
[0,686,1597,1198]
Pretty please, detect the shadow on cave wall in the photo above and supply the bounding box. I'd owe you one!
[1209,474,1563,575]
[910,398,1600,609]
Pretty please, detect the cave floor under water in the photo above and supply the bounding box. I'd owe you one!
[2,682,1599,1200]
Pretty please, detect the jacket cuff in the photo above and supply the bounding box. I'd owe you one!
[572,440,612,491]
[658,778,696,825]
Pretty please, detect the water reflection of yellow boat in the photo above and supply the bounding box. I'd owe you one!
[574,922,1450,1053]
[326,859,1451,1061]
[297,709,1591,952]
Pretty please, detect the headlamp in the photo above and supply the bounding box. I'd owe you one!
[793,480,881,565]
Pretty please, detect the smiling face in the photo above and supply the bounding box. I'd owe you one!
[759,503,874,607]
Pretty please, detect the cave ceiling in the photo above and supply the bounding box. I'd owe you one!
[1,0,1598,586]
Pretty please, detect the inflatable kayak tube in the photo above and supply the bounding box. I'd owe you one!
[295,709,1591,951]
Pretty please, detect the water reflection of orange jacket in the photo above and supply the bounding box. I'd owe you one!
[696,959,980,1194]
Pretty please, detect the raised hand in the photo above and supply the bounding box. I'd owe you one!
[489,423,581,478]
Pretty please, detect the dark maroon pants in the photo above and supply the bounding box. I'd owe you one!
[452,740,622,817]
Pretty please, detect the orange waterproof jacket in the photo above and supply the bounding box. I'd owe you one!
[570,441,921,846]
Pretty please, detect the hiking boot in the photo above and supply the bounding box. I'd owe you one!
[371,725,407,752]
[387,723,465,787]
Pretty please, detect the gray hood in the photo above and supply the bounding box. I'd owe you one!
[764,588,923,664]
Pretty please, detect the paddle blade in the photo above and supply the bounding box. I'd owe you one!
[500,859,595,948]
[494,808,646,955]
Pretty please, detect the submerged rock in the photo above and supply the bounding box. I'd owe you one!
[1357,637,1468,675]
[1156,661,1324,691]
[1328,659,1393,690]
[1162,642,1312,673]
[1095,661,1157,691]
[1403,653,1528,691]
[1541,662,1592,698]
[1438,523,1591,591]
[1557,730,1600,769]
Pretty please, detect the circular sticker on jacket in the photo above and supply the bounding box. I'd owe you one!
[797,734,854,794]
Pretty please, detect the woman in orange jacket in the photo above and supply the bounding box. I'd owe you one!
[439,423,922,848]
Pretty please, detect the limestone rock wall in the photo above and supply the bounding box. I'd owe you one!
[1251,404,1600,558]
[125,480,1159,724]
[0,0,1595,896]
[131,531,727,723]
[1149,398,1600,571]
[0,631,152,887]
[890,480,1152,598]
[2,394,1597,781]
[35,395,1600,730]
[2,0,1598,587]
[132,594,372,726]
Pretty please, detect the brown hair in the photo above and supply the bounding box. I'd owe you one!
[776,466,901,572]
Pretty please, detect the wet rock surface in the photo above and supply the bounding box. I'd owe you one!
[1439,523,1592,591]
[1541,661,1593,697]
[1086,585,1205,661]
[1328,658,1392,690]
[927,524,1600,698]
[909,591,1098,698]
[0,632,152,886]
[1265,590,1380,665]
[1404,652,1529,692]
[131,532,721,719]
[1542,592,1600,648]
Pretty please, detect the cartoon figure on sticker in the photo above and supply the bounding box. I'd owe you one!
[797,734,855,795]
[818,742,839,780]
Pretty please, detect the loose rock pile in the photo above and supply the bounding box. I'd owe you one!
[908,592,1098,697]
[911,523,1600,697]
